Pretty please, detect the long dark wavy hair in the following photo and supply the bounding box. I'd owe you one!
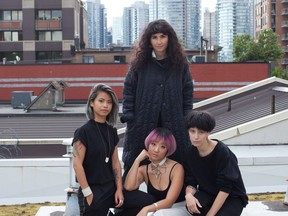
[130,19,187,73]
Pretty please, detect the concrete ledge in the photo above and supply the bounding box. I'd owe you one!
[36,206,65,216]
[35,201,288,216]
[0,158,69,167]
[229,145,288,166]
[0,148,287,204]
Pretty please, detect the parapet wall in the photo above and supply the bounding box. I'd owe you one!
[0,146,287,205]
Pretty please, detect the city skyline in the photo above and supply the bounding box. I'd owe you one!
[99,0,217,27]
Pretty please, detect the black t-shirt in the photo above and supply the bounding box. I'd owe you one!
[184,140,248,207]
[73,119,119,185]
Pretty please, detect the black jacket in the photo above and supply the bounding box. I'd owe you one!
[121,58,193,169]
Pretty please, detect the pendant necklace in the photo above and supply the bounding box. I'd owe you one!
[151,157,167,182]
[95,121,110,163]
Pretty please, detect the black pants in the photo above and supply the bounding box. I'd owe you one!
[115,189,156,216]
[78,181,116,216]
[189,191,244,216]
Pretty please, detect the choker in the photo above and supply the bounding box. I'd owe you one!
[151,157,167,167]
[151,157,167,181]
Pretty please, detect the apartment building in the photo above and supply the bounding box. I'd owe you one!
[0,0,87,64]
[255,0,288,69]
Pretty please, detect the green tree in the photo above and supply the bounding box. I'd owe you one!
[233,29,284,62]
[257,29,284,61]
[233,34,254,62]
[271,66,288,79]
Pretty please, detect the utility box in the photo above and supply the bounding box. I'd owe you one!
[192,55,205,63]
[11,91,34,109]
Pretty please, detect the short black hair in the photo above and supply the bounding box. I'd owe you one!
[185,110,216,132]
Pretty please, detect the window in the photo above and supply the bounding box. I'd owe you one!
[0,52,23,62]
[83,56,95,63]
[0,31,22,41]
[37,31,62,41]
[52,31,62,40]
[3,11,11,20]
[37,10,62,20]
[0,10,22,20]
[114,55,126,63]
[36,51,62,63]
[52,10,62,20]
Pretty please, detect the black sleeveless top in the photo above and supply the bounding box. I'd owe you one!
[146,163,185,202]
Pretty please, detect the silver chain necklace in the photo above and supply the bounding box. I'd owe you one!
[95,121,110,163]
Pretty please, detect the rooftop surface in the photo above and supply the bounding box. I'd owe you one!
[1,77,288,215]
[35,201,288,216]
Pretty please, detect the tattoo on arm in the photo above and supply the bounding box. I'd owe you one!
[72,142,82,157]
[113,168,119,181]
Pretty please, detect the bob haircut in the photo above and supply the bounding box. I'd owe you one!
[85,83,119,126]
[144,127,176,156]
[185,110,216,132]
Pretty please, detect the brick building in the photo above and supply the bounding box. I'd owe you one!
[255,0,288,69]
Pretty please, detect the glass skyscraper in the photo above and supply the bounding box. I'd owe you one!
[123,1,149,46]
[149,0,201,49]
[86,0,107,48]
[216,0,252,62]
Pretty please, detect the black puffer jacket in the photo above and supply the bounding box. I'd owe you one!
[121,58,193,170]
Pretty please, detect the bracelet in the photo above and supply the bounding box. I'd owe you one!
[82,186,92,197]
[154,202,158,211]
[187,185,197,192]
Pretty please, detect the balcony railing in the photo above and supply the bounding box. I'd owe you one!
[282,0,288,3]
[282,46,288,52]
[281,34,288,40]
[0,21,22,30]
[35,19,62,30]
[282,21,288,27]
[281,58,288,64]
[282,8,288,15]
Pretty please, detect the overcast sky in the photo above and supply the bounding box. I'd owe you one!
[96,0,217,27]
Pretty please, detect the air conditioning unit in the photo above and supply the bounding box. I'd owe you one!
[192,55,205,63]
[11,91,34,109]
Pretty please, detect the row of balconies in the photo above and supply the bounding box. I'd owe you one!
[282,8,288,15]
[281,58,288,64]
[281,40,288,65]
[282,21,288,27]
[282,46,288,52]
[0,20,62,31]
[281,34,288,40]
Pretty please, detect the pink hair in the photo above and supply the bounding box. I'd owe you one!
[144,128,176,156]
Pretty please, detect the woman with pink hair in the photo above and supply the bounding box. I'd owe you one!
[114,127,189,216]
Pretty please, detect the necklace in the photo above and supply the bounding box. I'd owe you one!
[95,121,111,163]
[151,157,167,182]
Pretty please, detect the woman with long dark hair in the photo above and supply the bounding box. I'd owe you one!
[121,19,194,178]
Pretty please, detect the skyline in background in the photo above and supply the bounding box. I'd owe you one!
[98,0,217,27]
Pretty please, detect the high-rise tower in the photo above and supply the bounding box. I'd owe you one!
[216,0,252,62]
[149,0,201,49]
